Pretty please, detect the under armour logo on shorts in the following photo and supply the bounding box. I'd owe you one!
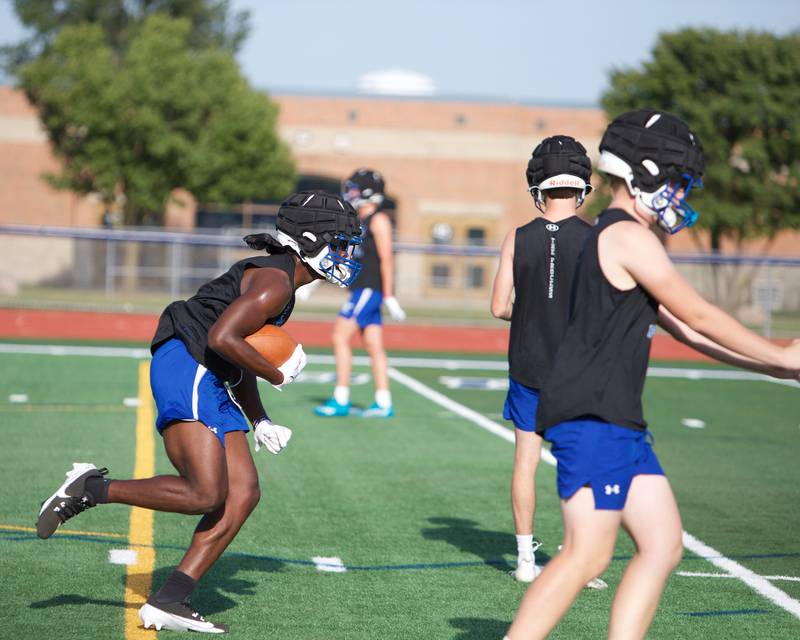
[604,484,620,495]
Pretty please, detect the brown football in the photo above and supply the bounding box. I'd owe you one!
[244,325,297,367]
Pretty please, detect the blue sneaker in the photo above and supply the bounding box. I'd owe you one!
[359,402,394,418]
[314,397,351,417]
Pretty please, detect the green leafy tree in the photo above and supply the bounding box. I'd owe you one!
[18,14,295,225]
[2,0,249,72]
[602,29,800,253]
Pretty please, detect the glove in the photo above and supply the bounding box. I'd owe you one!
[253,418,292,454]
[272,344,307,390]
[383,296,407,322]
[295,278,322,302]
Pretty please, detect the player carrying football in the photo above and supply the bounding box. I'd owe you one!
[36,191,363,634]
[504,110,800,640]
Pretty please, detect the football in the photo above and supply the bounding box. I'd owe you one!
[244,325,297,367]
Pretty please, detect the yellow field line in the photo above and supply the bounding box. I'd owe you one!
[124,360,157,639]
[0,524,127,539]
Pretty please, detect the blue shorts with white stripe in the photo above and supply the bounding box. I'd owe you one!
[338,288,383,328]
[150,338,249,448]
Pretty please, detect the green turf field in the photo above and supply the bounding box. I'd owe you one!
[0,344,798,639]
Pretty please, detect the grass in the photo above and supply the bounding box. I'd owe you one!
[0,344,798,639]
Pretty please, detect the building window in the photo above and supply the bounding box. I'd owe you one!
[466,227,486,246]
[431,264,451,288]
[466,265,485,289]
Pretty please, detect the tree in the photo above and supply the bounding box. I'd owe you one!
[602,29,800,253]
[18,14,295,225]
[1,0,250,73]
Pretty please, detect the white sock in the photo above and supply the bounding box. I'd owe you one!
[516,534,534,561]
[334,386,350,405]
[375,389,392,408]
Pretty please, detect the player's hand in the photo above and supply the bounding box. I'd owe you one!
[783,339,800,380]
[253,418,292,454]
[384,296,407,322]
[272,344,307,390]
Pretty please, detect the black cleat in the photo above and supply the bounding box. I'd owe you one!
[37,463,107,539]
[139,599,229,633]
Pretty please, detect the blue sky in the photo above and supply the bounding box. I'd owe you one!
[2,0,798,105]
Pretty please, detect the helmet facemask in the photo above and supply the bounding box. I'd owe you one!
[278,229,363,288]
[598,110,705,234]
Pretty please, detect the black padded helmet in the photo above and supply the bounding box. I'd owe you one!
[342,168,385,209]
[598,109,704,192]
[526,135,593,210]
[244,191,363,287]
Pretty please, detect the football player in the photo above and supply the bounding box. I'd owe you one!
[36,191,362,634]
[504,110,800,640]
[491,136,606,586]
[315,168,406,419]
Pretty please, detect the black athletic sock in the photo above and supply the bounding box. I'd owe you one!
[150,570,197,605]
[84,476,111,504]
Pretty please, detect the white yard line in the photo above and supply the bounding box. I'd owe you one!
[678,571,800,583]
[389,365,800,621]
[682,532,800,618]
[0,343,796,388]
[388,367,557,466]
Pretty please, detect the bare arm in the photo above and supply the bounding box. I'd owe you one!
[371,212,395,296]
[229,371,267,424]
[207,267,293,386]
[604,223,798,371]
[657,306,795,378]
[490,229,515,321]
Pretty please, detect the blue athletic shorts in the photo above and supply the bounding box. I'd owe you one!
[339,288,383,328]
[150,338,249,448]
[544,418,664,510]
[503,377,539,432]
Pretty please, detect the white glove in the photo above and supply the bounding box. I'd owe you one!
[253,418,292,454]
[295,278,322,302]
[383,296,407,321]
[272,344,307,390]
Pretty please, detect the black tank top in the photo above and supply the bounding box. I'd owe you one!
[536,209,659,432]
[508,216,591,389]
[151,253,296,381]
[352,213,383,291]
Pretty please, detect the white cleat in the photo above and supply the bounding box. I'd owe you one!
[139,601,228,634]
[585,576,609,590]
[510,557,542,583]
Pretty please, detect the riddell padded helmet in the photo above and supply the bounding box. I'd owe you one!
[244,191,363,287]
[526,135,593,211]
[342,168,385,209]
[598,109,704,234]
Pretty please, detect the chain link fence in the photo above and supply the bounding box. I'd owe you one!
[1,225,798,337]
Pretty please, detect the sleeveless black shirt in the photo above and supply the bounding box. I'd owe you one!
[351,213,383,291]
[151,253,296,381]
[536,209,659,432]
[508,215,591,389]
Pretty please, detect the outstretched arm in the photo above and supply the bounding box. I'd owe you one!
[657,306,796,378]
[490,230,515,320]
[606,223,800,372]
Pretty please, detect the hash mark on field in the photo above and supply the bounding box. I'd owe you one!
[312,556,347,573]
[109,549,138,565]
[8,393,28,403]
